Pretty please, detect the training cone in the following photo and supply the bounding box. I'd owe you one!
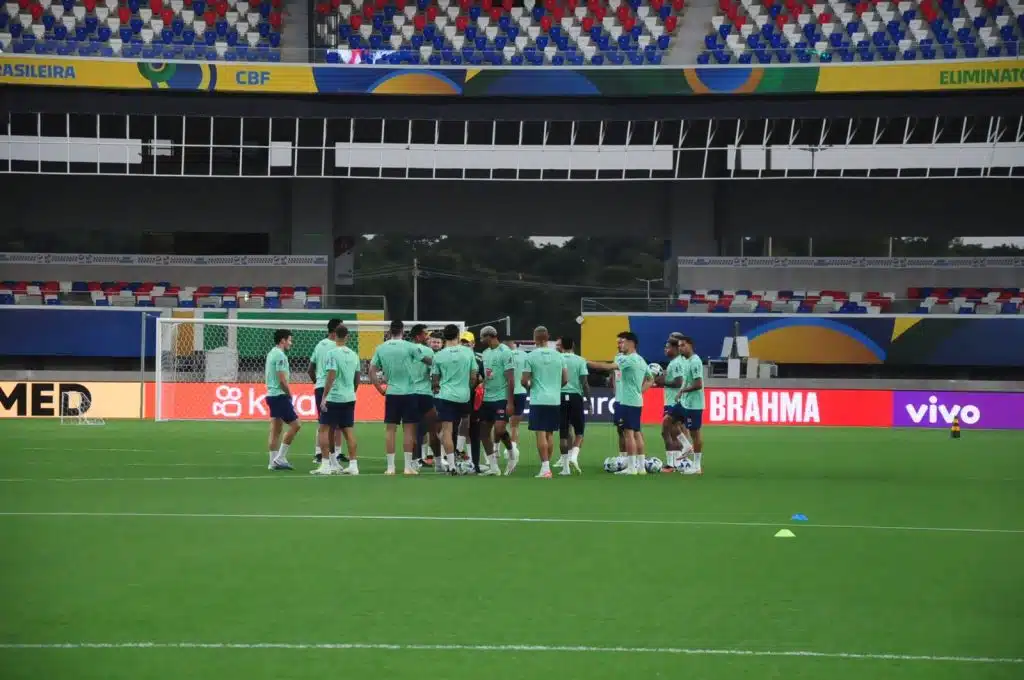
[791,513,808,522]
[774,529,796,538]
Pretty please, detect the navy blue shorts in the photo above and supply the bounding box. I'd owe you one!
[384,394,420,425]
[435,398,464,423]
[559,393,586,438]
[417,393,436,416]
[683,408,703,431]
[528,404,560,432]
[266,394,297,424]
[479,400,509,423]
[615,404,642,432]
[512,393,527,418]
[663,404,685,423]
[315,388,325,415]
[320,400,355,429]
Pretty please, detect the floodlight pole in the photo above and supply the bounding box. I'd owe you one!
[412,258,419,319]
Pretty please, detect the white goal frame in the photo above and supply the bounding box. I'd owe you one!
[153,317,465,422]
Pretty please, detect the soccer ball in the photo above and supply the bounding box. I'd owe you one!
[603,456,627,473]
[644,457,663,474]
[455,460,477,476]
[648,363,664,377]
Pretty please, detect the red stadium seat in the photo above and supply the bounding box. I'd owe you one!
[413,13,426,30]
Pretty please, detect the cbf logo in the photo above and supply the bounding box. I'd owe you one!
[235,71,270,86]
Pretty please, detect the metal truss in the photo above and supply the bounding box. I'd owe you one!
[2,112,1022,179]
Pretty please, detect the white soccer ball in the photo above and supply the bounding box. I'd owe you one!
[648,363,664,377]
[645,457,663,473]
[603,456,627,473]
[455,460,477,476]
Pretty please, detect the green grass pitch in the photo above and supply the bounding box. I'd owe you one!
[1,420,1022,680]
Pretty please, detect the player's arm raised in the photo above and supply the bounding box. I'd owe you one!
[586,359,617,372]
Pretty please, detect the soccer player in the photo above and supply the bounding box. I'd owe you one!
[369,320,427,476]
[505,339,526,463]
[265,329,301,470]
[665,332,695,461]
[656,337,687,472]
[307,318,345,465]
[588,331,652,475]
[555,335,588,475]
[432,324,478,473]
[409,324,439,468]
[456,331,477,460]
[677,335,706,475]
[313,325,361,476]
[522,326,568,479]
[478,325,515,477]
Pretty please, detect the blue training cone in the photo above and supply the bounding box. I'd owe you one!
[791,513,809,522]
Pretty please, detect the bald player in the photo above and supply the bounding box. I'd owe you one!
[521,326,568,479]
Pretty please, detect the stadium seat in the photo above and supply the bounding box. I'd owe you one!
[702,0,1020,62]
[315,0,687,63]
[0,0,283,59]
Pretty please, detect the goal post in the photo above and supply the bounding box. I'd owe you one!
[154,318,466,422]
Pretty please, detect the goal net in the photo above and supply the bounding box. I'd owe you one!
[154,318,465,421]
[60,391,105,426]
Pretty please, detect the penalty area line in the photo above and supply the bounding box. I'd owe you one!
[0,511,1020,535]
[0,642,1019,664]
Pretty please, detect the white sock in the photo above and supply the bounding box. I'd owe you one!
[403,452,413,470]
[268,450,276,466]
[386,453,396,470]
[638,454,646,471]
[540,461,550,473]
[347,459,359,473]
[666,451,677,467]
[512,443,519,457]
[619,451,627,459]
[457,435,467,453]
[315,445,322,456]
[447,452,456,469]
[275,443,290,463]
[421,443,431,459]
[488,453,498,469]
[569,446,580,463]
[694,452,702,469]
[679,437,693,454]
[628,454,637,471]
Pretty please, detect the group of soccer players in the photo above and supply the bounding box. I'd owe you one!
[261,319,705,478]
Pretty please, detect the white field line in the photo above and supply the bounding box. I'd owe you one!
[0,641,1019,664]
[0,510,1021,535]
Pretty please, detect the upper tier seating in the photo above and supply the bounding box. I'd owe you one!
[0,0,284,60]
[315,0,686,64]
[0,281,325,308]
[674,287,1024,313]
[700,0,1022,63]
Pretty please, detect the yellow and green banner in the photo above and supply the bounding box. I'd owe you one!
[2,54,1022,96]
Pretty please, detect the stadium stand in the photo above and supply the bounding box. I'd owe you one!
[674,288,1024,313]
[0,0,284,60]
[0,281,324,308]
[699,0,1023,64]
[315,0,687,64]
